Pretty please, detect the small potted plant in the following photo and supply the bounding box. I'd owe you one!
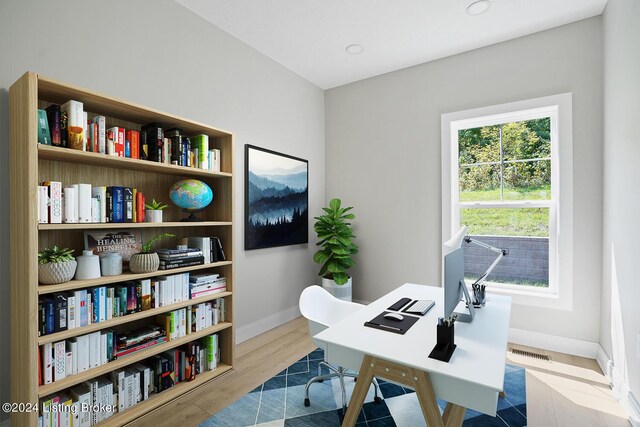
[145,199,169,223]
[129,233,175,273]
[38,246,77,285]
[313,198,359,301]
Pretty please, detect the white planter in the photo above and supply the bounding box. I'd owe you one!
[39,260,77,285]
[321,276,352,302]
[145,210,163,223]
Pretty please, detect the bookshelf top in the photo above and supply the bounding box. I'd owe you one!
[36,73,233,138]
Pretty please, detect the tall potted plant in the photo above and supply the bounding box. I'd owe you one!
[313,198,359,301]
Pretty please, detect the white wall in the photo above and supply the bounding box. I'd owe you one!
[601,0,640,418]
[0,0,324,418]
[325,18,603,343]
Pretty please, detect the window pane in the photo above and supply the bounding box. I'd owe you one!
[502,159,551,201]
[459,164,500,202]
[501,118,551,161]
[460,207,549,237]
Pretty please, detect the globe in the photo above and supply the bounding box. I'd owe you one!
[169,179,214,221]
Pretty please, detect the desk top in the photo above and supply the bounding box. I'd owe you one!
[314,283,511,392]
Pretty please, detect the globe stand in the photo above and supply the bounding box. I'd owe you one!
[180,209,205,222]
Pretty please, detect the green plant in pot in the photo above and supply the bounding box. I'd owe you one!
[38,246,77,285]
[129,233,175,273]
[145,199,169,223]
[313,198,358,301]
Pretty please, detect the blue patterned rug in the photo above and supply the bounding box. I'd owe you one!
[201,349,527,427]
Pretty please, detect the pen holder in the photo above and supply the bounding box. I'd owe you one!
[428,323,457,362]
[473,287,486,307]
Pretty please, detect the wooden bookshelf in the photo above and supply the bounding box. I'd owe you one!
[9,72,236,426]
[37,261,233,295]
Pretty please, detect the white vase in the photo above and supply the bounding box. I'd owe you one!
[145,210,163,223]
[38,260,77,285]
[100,251,122,276]
[74,250,101,280]
[321,276,352,302]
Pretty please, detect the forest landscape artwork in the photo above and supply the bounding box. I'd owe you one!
[245,145,308,250]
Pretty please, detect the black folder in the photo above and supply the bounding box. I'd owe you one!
[364,311,420,335]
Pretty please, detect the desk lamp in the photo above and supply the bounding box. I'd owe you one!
[463,235,508,306]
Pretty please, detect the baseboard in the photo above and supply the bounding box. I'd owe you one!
[508,328,599,358]
[235,304,301,344]
[596,344,613,383]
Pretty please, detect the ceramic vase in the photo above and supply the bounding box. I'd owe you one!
[74,250,101,280]
[100,251,122,276]
[145,210,163,223]
[38,260,77,285]
[129,252,160,273]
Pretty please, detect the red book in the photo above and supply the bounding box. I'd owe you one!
[127,130,140,159]
[136,191,145,222]
[116,127,125,157]
[116,337,167,358]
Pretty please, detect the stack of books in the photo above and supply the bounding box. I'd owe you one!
[115,325,167,358]
[157,248,204,270]
[189,273,226,299]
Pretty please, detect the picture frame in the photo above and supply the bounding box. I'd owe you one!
[245,144,309,250]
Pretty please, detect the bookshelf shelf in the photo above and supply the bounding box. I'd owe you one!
[38,322,233,397]
[38,261,233,295]
[38,221,233,230]
[37,291,232,345]
[96,363,232,427]
[9,71,235,426]
[38,144,233,178]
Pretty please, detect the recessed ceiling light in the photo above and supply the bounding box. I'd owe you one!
[346,44,364,55]
[466,0,491,16]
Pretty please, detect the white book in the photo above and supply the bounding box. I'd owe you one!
[141,279,151,310]
[96,378,112,422]
[91,197,100,223]
[76,334,90,373]
[92,115,106,154]
[106,295,113,320]
[46,181,63,223]
[77,183,92,223]
[88,331,101,368]
[61,100,84,151]
[66,295,76,330]
[173,275,182,303]
[63,187,78,223]
[91,186,107,223]
[65,339,78,375]
[100,331,108,365]
[209,149,221,172]
[65,351,73,377]
[187,237,210,264]
[187,306,192,334]
[38,186,49,223]
[124,370,136,409]
[53,340,66,381]
[153,280,159,309]
[132,363,151,401]
[42,342,53,384]
[180,308,186,337]
[109,369,126,412]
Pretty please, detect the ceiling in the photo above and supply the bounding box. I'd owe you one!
[175,0,607,89]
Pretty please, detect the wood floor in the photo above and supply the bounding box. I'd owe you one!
[129,317,630,427]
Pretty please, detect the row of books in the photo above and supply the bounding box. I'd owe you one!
[38,181,148,224]
[38,273,227,336]
[183,237,227,263]
[156,299,226,341]
[38,101,222,171]
[38,333,220,427]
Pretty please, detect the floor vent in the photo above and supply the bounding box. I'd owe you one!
[510,348,550,361]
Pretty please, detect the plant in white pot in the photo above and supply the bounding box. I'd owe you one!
[38,246,77,285]
[129,233,175,273]
[313,198,359,301]
[145,199,168,223]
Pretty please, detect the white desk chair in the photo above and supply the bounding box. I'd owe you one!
[299,285,381,409]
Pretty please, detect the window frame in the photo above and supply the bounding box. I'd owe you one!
[441,94,573,310]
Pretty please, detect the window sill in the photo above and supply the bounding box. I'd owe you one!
[468,281,572,310]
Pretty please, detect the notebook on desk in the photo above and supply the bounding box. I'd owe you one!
[364,311,420,335]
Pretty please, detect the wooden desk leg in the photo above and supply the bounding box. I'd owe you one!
[342,355,467,427]
[342,355,376,427]
[442,402,466,427]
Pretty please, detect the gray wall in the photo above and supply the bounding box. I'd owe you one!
[601,0,640,408]
[325,18,603,343]
[0,0,324,416]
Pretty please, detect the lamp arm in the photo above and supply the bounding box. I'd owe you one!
[463,236,508,286]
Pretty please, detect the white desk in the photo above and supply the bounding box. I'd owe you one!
[314,283,511,427]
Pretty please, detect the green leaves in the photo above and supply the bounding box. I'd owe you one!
[313,198,359,286]
[38,246,74,264]
[141,233,175,253]
[145,199,168,210]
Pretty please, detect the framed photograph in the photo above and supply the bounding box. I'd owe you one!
[245,144,309,250]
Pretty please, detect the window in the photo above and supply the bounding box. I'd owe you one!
[441,94,573,309]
